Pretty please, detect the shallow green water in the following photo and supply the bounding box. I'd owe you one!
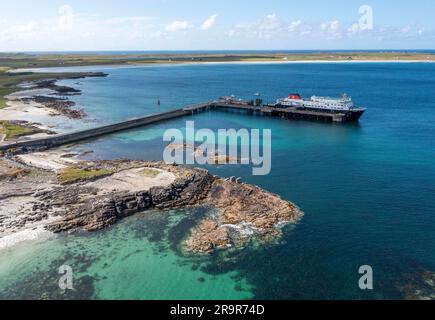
[0,210,253,300]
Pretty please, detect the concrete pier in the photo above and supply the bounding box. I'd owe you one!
[0,107,190,153]
[0,99,361,154]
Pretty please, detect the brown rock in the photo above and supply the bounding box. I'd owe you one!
[185,219,231,253]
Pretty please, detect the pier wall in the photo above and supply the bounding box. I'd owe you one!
[0,108,188,153]
[0,100,357,154]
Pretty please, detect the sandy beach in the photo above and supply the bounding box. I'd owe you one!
[1,97,59,122]
[0,84,94,147]
[0,227,54,251]
[10,58,435,74]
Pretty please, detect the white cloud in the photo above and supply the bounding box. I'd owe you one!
[201,14,217,30]
[150,31,168,38]
[0,12,161,51]
[228,13,282,39]
[321,20,339,33]
[344,24,426,42]
[226,29,236,37]
[288,20,302,32]
[165,20,193,32]
[260,13,281,32]
[320,20,342,39]
[104,16,152,25]
[0,20,40,44]
[348,23,357,33]
[18,21,39,33]
[0,8,433,51]
[401,25,412,33]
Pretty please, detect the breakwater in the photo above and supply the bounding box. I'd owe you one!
[0,100,358,154]
[0,106,198,153]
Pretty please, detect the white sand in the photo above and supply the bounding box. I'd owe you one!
[0,196,59,251]
[16,150,80,172]
[6,88,57,100]
[0,99,57,122]
[0,88,82,141]
[166,59,435,66]
[10,59,435,74]
[0,97,65,145]
[0,227,53,251]
[87,167,175,194]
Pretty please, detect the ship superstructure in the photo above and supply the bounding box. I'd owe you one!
[272,92,366,121]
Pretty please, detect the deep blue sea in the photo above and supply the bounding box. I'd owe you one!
[1,62,435,299]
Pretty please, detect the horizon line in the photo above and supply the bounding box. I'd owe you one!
[2,49,435,54]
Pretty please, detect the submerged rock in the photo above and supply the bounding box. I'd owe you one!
[398,270,435,300]
[186,219,231,252]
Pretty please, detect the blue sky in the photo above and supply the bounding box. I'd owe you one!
[1,0,434,51]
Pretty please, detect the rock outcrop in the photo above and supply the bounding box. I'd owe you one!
[45,164,216,233]
[1,158,303,254]
[185,178,303,253]
[30,96,87,119]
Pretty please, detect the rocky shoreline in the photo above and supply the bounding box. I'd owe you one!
[28,96,87,119]
[0,72,108,146]
[0,151,303,254]
[20,73,107,120]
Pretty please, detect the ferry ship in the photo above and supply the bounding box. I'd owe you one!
[274,93,366,121]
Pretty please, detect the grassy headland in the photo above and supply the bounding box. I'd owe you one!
[0,120,35,139]
[58,167,113,184]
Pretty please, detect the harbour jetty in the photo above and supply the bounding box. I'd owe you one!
[0,97,363,154]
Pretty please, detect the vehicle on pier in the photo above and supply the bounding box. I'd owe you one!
[219,96,248,106]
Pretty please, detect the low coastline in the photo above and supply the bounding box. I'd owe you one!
[0,72,107,145]
[9,58,435,74]
[0,150,303,253]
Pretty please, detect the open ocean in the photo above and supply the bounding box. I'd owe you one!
[1,62,435,299]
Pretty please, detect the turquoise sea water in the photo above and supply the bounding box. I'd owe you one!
[1,62,435,299]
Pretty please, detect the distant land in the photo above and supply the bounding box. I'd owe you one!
[2,51,435,70]
[1,51,435,109]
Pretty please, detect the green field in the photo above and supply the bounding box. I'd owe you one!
[58,167,113,184]
[0,120,36,140]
